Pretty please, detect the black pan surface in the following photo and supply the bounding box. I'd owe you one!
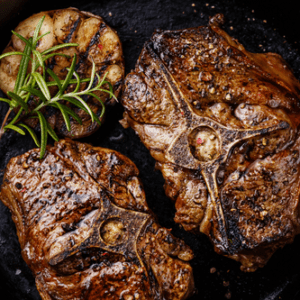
[0,0,300,299]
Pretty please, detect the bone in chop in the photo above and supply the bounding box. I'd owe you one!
[0,139,194,299]
[120,13,300,272]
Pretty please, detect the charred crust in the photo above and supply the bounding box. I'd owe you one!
[63,17,81,43]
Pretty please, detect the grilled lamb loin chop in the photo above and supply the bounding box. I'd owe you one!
[0,8,124,138]
[120,14,300,272]
[0,139,194,300]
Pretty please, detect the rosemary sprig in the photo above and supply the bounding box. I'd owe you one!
[0,16,116,158]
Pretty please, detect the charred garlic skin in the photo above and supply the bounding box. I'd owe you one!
[0,8,124,139]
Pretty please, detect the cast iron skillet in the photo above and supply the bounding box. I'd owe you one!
[0,0,300,299]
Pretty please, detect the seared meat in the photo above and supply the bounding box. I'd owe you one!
[0,8,124,138]
[0,139,194,300]
[120,14,300,272]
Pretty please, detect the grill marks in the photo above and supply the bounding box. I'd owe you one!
[84,31,101,59]
[63,17,81,44]
[75,30,101,73]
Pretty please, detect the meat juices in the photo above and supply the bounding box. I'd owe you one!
[0,140,194,300]
[121,14,300,271]
[0,8,124,138]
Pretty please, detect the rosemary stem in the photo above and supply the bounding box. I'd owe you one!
[8,108,23,126]
[0,108,12,140]
[32,97,57,112]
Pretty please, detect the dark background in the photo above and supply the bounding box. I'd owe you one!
[0,0,300,299]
